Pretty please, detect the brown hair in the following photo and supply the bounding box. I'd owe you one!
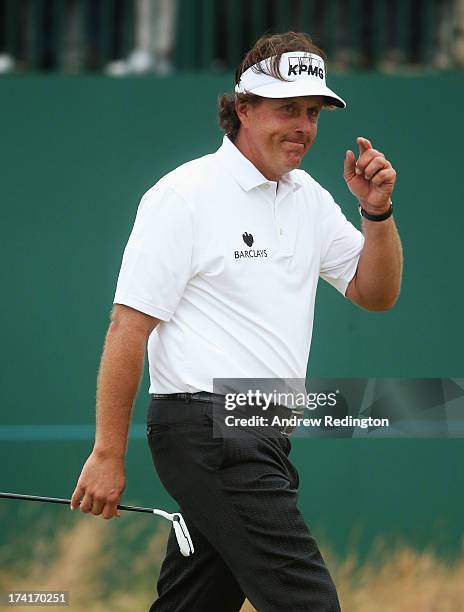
[218,32,327,141]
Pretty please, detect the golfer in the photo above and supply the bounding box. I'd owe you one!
[71,31,402,611]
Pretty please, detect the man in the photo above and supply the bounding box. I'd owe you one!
[71,31,402,611]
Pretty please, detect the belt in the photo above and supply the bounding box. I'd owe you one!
[150,392,303,437]
[150,392,225,403]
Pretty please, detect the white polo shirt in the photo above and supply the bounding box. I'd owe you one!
[114,135,364,393]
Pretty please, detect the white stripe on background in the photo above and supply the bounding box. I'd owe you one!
[0,424,146,440]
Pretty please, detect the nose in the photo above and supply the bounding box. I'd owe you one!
[295,113,313,138]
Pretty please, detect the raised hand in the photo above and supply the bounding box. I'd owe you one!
[344,137,396,214]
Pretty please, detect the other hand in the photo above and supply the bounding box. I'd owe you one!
[344,137,396,214]
[70,450,125,519]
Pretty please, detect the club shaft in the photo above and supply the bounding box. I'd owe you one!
[0,491,153,513]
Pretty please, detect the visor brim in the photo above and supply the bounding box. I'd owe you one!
[243,81,346,108]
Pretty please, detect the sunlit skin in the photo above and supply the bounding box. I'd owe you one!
[234,95,325,182]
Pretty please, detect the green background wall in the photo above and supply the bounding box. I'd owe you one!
[1,72,463,559]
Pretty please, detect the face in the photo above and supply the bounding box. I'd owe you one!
[235,95,325,181]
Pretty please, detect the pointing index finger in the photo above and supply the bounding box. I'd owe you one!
[357,136,373,156]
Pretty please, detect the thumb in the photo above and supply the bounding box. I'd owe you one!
[344,149,356,181]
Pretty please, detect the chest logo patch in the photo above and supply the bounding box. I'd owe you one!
[235,232,268,259]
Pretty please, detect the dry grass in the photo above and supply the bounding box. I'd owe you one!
[1,514,464,611]
[241,545,464,612]
[334,546,464,612]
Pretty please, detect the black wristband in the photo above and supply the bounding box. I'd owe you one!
[359,202,393,221]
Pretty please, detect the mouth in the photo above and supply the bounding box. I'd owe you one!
[282,140,307,157]
[283,140,306,150]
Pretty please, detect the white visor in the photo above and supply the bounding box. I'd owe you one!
[235,51,346,108]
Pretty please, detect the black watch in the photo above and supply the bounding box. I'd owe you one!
[359,202,393,221]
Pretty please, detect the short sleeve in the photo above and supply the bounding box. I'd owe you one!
[113,184,194,321]
[319,191,364,296]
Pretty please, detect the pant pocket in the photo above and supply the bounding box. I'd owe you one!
[146,423,170,435]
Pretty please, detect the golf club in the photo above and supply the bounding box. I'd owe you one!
[0,491,194,557]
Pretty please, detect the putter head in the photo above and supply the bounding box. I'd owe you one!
[172,513,194,556]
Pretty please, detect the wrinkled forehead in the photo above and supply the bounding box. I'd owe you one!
[259,95,327,109]
[270,95,326,105]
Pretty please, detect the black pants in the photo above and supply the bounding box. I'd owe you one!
[146,397,341,612]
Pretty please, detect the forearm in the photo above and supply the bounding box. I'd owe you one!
[344,136,403,311]
[93,319,147,459]
[350,215,403,310]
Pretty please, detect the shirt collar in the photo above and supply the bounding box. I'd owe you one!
[216,135,302,193]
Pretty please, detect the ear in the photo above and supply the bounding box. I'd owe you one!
[235,98,252,129]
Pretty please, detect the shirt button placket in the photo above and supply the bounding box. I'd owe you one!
[274,188,283,245]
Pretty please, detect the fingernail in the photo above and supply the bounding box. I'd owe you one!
[355,167,361,175]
